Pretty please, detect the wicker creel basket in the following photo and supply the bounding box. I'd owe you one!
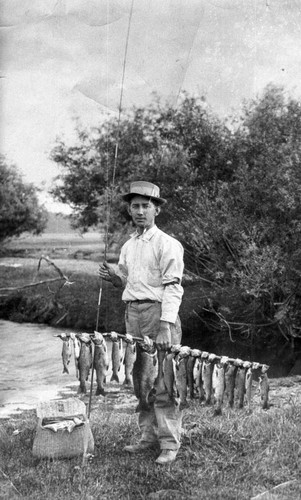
[32,399,94,459]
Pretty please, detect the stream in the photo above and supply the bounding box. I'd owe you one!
[0,320,118,419]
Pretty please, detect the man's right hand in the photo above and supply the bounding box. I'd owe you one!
[98,262,116,282]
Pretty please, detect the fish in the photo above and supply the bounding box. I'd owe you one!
[201,351,209,360]
[244,361,253,410]
[173,354,189,410]
[92,331,109,396]
[235,366,247,408]
[187,355,196,399]
[170,344,182,354]
[192,357,204,401]
[62,337,72,374]
[156,349,167,393]
[77,333,93,394]
[133,336,158,412]
[202,359,214,405]
[70,332,81,379]
[259,371,270,410]
[163,352,177,401]
[224,363,237,408]
[212,357,227,415]
[110,331,124,383]
[178,346,191,358]
[123,334,137,386]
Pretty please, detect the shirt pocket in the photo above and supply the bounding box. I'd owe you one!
[147,266,162,287]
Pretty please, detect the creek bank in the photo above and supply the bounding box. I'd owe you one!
[1,276,300,378]
[1,254,300,378]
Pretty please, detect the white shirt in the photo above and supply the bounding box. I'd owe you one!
[116,225,184,323]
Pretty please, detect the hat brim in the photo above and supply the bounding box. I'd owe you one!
[122,192,167,205]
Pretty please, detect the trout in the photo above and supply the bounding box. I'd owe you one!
[110,331,124,383]
[123,334,137,386]
[70,332,81,379]
[92,331,109,396]
[77,333,93,394]
[193,357,204,401]
[62,337,72,374]
[202,359,214,404]
[259,371,270,409]
[133,337,158,412]
[212,357,227,415]
[163,352,177,401]
[187,355,196,399]
[224,363,237,408]
[235,366,247,408]
[173,354,189,410]
[244,361,253,410]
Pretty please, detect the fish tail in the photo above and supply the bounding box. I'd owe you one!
[95,387,106,396]
[63,366,69,374]
[123,377,133,386]
[110,373,119,383]
[77,384,86,394]
[136,400,150,412]
[179,401,189,410]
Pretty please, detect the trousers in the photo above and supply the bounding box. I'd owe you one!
[125,301,182,450]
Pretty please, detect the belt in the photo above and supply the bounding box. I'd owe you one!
[126,299,157,305]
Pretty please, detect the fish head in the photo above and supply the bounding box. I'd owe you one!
[208,353,219,362]
[125,333,135,344]
[243,361,252,369]
[220,356,229,366]
[77,332,92,344]
[92,331,105,345]
[261,364,269,374]
[191,349,202,357]
[110,331,119,341]
[171,344,182,353]
[200,351,209,359]
[234,358,244,367]
[178,346,191,358]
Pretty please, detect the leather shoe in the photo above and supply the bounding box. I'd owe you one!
[155,449,178,464]
[123,442,155,453]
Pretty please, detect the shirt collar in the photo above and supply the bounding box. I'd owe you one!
[131,225,158,241]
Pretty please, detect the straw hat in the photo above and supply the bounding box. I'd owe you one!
[122,181,167,204]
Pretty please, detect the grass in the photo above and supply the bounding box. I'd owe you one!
[1,233,301,498]
[1,380,301,500]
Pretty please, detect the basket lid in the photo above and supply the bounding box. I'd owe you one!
[36,399,86,419]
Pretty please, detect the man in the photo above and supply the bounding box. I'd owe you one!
[99,180,184,464]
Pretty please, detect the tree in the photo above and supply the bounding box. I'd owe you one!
[50,87,301,347]
[0,156,47,242]
[49,94,234,235]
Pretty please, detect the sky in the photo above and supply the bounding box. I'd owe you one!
[1,0,301,212]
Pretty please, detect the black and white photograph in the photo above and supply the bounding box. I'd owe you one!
[1,1,301,498]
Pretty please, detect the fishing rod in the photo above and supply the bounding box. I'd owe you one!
[87,0,135,418]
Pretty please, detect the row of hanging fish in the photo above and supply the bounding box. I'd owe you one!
[54,332,270,412]
[55,331,137,396]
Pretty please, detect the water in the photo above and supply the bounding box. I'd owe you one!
[0,320,118,419]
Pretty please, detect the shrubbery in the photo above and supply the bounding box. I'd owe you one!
[50,85,301,348]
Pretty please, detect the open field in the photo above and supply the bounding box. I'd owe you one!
[2,232,113,263]
[0,376,301,499]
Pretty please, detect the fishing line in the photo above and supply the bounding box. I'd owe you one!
[88,0,135,417]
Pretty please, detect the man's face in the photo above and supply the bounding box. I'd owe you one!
[128,195,160,230]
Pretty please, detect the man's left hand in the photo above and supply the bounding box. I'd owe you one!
[156,321,172,350]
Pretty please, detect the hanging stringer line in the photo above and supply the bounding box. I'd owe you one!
[88,0,135,418]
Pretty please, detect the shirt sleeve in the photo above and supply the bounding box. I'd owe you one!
[159,237,184,323]
[115,244,128,287]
